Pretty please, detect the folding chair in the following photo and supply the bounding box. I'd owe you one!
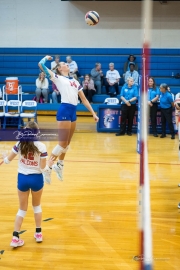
[3,100,21,129]
[20,100,37,124]
[0,100,6,128]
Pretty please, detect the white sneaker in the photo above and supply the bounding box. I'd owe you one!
[34,232,43,243]
[10,237,24,247]
[43,168,52,185]
[52,163,63,181]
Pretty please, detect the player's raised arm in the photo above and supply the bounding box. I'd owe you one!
[38,56,54,79]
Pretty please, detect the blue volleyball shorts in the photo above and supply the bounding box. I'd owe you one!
[56,103,77,122]
[17,173,44,192]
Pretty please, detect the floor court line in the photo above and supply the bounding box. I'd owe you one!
[0,158,180,166]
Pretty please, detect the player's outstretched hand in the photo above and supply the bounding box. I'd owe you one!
[94,115,99,122]
[0,151,8,165]
[47,156,55,168]
[46,55,53,61]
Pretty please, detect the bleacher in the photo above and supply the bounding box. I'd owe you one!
[0,48,180,115]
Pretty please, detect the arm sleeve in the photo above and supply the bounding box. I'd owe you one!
[168,94,173,103]
[50,73,60,84]
[78,82,83,92]
[39,57,52,79]
[12,142,20,154]
[40,144,48,159]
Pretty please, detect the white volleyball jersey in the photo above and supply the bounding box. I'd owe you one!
[12,141,48,175]
[51,74,83,105]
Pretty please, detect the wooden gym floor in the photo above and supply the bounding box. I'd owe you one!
[0,116,180,270]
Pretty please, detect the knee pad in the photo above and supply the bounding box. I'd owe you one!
[52,144,65,156]
[17,209,27,218]
[33,205,42,214]
[62,145,69,153]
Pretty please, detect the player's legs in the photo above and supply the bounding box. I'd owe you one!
[31,188,43,242]
[10,189,29,248]
[14,189,29,231]
[58,120,76,161]
[52,120,76,180]
[32,188,43,227]
[51,120,72,161]
[51,104,77,180]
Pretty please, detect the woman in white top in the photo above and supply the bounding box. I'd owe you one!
[35,72,49,103]
[0,121,54,248]
[38,55,99,181]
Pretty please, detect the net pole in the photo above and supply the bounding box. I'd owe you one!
[139,1,153,270]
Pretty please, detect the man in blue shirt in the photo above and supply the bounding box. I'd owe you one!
[125,63,139,86]
[116,77,138,136]
[159,83,175,139]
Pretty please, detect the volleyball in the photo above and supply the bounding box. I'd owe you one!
[85,11,99,26]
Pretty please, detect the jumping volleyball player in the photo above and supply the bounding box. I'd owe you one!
[0,121,54,247]
[38,55,99,181]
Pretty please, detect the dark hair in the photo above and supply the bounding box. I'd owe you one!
[128,54,136,61]
[18,121,40,157]
[148,77,157,90]
[129,62,135,67]
[160,83,168,91]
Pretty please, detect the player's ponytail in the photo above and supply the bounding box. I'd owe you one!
[55,64,62,75]
[18,121,40,157]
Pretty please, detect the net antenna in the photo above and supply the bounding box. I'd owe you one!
[139,0,153,270]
